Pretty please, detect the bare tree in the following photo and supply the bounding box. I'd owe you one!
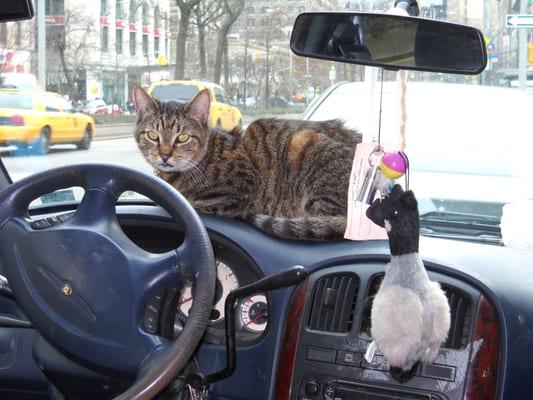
[192,0,223,79]
[47,10,98,101]
[213,0,244,84]
[175,0,202,79]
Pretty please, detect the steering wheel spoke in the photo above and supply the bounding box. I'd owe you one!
[135,249,182,306]
[73,187,120,225]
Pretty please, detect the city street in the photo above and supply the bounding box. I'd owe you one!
[3,137,150,181]
[2,112,303,181]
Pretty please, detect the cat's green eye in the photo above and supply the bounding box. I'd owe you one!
[146,131,159,141]
[177,134,190,143]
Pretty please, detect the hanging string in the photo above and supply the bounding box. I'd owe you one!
[376,68,385,151]
[399,69,408,152]
[398,69,409,189]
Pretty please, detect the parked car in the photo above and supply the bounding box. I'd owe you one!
[81,99,107,115]
[81,99,123,116]
[0,89,95,154]
[148,80,242,130]
[269,96,289,108]
[303,80,533,220]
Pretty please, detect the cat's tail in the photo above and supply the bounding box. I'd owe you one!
[247,215,347,241]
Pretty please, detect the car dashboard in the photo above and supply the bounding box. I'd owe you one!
[1,202,532,400]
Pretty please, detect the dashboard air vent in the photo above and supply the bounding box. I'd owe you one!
[307,273,359,332]
[360,273,383,337]
[441,284,473,349]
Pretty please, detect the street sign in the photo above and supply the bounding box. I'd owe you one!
[506,14,533,28]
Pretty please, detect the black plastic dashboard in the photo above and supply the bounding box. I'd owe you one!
[1,202,533,399]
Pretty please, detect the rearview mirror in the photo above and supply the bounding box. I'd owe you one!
[290,12,487,75]
[0,0,34,22]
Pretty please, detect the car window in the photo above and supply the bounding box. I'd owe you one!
[151,84,200,102]
[62,99,73,112]
[43,95,66,112]
[213,87,230,104]
[0,92,33,109]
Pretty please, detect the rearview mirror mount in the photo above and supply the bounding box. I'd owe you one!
[0,0,34,22]
[290,12,487,75]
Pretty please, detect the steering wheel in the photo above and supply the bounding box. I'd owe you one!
[0,164,216,399]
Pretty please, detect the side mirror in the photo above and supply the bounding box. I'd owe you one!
[290,12,487,75]
[0,0,34,22]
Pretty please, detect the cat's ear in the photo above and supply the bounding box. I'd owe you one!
[184,89,211,126]
[133,85,158,121]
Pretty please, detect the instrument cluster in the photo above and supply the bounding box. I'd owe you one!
[144,239,269,345]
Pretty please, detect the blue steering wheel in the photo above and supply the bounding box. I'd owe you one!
[0,164,216,400]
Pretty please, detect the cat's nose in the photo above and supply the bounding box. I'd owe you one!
[161,154,171,163]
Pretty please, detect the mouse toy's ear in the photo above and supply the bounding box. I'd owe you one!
[366,197,386,228]
[400,190,418,211]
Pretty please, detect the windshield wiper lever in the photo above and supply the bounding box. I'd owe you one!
[186,265,308,390]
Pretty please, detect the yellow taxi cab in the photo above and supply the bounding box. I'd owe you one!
[147,80,242,131]
[0,89,95,154]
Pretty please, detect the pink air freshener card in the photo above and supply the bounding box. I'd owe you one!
[344,143,398,241]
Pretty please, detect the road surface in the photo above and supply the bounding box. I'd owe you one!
[3,137,151,181]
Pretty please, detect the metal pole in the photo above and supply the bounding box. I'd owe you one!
[289,44,293,101]
[265,32,270,109]
[243,32,248,110]
[518,0,527,90]
[481,0,488,86]
[305,57,309,106]
[37,0,46,90]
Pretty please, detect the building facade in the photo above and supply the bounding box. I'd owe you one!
[0,19,33,78]
[40,0,172,106]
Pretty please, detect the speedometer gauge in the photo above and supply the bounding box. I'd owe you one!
[178,260,239,323]
[240,294,268,333]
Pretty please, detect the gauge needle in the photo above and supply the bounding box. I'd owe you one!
[246,312,267,326]
[179,296,193,305]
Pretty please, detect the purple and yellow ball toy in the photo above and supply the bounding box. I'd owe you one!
[380,152,408,179]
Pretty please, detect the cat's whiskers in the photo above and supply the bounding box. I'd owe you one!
[181,160,212,189]
[187,165,212,189]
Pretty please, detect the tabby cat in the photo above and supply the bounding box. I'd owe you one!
[133,86,362,240]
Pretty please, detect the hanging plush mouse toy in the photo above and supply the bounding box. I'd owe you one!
[365,184,450,382]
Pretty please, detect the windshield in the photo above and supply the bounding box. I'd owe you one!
[151,84,200,102]
[0,0,532,243]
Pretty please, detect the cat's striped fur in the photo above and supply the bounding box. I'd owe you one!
[133,86,362,240]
